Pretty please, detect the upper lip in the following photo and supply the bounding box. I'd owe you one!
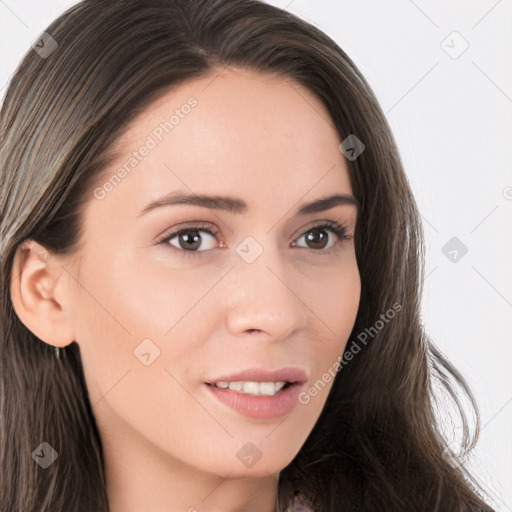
[206,367,308,384]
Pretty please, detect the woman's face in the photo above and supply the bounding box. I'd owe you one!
[64,67,360,485]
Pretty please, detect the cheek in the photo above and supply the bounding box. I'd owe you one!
[320,260,360,321]
[70,253,226,404]
[69,257,213,441]
[298,260,360,403]
[68,256,168,399]
[307,255,361,344]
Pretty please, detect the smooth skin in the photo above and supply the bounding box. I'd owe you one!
[10,67,361,512]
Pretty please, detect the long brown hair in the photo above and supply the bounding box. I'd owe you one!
[0,1,494,510]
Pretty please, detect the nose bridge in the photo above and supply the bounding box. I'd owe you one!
[225,233,307,337]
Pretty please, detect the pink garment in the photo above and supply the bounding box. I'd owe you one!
[283,492,315,512]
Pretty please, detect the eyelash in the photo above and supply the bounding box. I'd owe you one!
[155,220,351,259]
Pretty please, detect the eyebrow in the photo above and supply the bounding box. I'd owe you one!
[137,190,360,217]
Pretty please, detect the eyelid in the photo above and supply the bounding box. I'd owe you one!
[155,222,219,244]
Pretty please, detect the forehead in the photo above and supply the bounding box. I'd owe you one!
[90,67,353,220]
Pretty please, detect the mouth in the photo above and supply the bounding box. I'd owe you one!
[203,367,307,419]
[205,380,295,397]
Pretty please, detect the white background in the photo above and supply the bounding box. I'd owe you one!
[1,0,511,510]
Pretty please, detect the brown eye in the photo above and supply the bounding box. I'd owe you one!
[293,222,349,252]
[162,227,218,252]
[303,229,331,250]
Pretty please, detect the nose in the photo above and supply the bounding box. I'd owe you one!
[224,240,309,340]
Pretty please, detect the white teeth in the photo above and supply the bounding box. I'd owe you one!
[257,382,275,395]
[274,381,286,392]
[213,381,288,396]
[242,381,260,394]
[228,382,243,392]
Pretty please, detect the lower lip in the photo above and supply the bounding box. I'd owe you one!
[205,382,303,419]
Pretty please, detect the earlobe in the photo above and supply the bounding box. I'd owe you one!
[10,239,75,348]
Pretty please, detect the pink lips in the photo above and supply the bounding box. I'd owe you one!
[204,366,307,420]
[206,367,307,385]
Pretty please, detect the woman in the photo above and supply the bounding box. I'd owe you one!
[0,0,494,510]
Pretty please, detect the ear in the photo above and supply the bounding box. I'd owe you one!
[10,239,75,348]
